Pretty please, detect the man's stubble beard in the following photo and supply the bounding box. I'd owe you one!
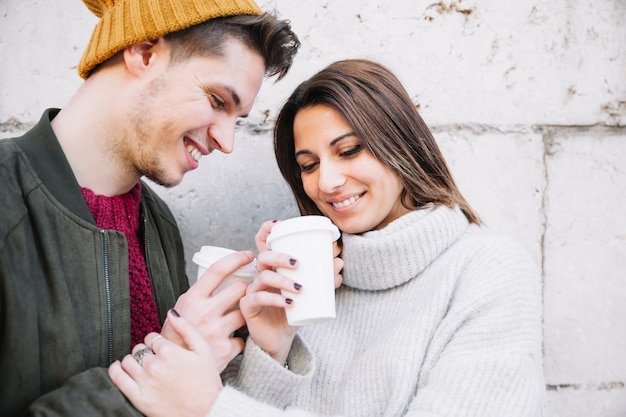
[121,76,179,189]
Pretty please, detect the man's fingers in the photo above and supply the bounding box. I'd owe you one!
[193,250,255,296]
[172,251,252,321]
[165,309,214,355]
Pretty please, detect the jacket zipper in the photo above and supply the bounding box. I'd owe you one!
[143,216,152,283]
[100,229,114,365]
[143,215,159,320]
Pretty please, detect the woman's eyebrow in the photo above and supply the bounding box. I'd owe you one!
[295,132,358,158]
[330,132,357,147]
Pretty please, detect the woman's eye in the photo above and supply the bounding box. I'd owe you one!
[340,145,362,157]
[299,162,317,173]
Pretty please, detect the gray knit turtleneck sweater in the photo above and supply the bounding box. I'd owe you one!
[212,206,545,417]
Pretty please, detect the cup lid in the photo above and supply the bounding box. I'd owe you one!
[266,216,340,249]
[192,246,257,276]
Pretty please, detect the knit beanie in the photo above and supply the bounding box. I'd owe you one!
[78,0,263,79]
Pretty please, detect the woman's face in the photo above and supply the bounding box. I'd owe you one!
[293,104,410,234]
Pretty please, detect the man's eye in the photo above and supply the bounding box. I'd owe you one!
[210,94,225,109]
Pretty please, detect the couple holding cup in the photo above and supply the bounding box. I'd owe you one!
[109,59,544,417]
[192,215,340,327]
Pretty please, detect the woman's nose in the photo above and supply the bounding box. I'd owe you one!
[318,161,346,193]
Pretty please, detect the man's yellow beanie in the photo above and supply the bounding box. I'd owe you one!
[78,0,263,79]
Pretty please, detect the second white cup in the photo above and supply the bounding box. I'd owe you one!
[266,215,340,326]
[191,246,257,293]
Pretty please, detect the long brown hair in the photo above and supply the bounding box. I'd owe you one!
[274,59,480,225]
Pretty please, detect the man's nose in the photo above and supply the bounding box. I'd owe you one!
[208,118,236,154]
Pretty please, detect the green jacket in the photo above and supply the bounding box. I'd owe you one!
[0,109,190,416]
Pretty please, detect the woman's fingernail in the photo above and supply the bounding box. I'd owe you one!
[285,298,293,305]
[289,258,297,265]
[169,308,180,317]
[294,283,302,291]
[272,219,278,223]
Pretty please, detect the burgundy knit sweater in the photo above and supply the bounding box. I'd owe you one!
[81,182,161,347]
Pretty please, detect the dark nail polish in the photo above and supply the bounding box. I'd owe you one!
[169,308,180,317]
[272,219,278,223]
[289,258,297,265]
[285,298,293,305]
[294,283,302,291]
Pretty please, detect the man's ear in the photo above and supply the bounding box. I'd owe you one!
[123,37,168,76]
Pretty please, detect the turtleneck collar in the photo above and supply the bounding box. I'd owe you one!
[340,205,470,291]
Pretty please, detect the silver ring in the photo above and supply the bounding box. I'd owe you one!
[134,347,154,366]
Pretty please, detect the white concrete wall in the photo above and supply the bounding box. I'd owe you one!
[1,0,625,414]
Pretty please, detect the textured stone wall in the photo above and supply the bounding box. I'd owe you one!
[1,0,625,414]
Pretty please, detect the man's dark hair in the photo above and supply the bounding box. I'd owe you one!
[165,12,300,80]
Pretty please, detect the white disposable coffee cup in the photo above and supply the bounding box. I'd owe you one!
[266,215,340,326]
[191,246,257,293]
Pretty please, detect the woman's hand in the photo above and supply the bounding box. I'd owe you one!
[238,221,299,364]
[332,240,344,288]
[160,250,254,370]
[109,310,222,417]
[239,220,344,365]
[255,220,344,289]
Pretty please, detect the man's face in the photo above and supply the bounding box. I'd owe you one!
[117,40,266,187]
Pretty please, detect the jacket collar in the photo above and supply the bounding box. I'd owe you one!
[18,108,96,225]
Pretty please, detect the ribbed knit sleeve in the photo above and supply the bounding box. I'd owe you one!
[218,335,315,409]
